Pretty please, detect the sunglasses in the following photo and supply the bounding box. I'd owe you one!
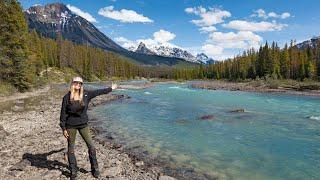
[72,81,83,85]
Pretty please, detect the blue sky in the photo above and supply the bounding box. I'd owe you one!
[20,0,320,60]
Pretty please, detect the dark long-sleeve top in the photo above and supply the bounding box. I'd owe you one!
[59,87,112,130]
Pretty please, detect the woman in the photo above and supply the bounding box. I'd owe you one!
[59,77,117,179]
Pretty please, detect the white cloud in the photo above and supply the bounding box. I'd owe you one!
[223,20,287,32]
[208,31,263,49]
[185,6,231,27]
[114,36,137,49]
[199,26,217,33]
[202,44,223,56]
[98,6,153,23]
[153,29,176,43]
[251,9,291,19]
[115,29,177,49]
[67,4,97,23]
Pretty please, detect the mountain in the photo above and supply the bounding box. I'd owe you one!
[24,3,195,66]
[130,42,209,63]
[196,53,215,64]
[151,45,199,63]
[25,3,124,52]
[135,42,155,55]
[296,36,320,49]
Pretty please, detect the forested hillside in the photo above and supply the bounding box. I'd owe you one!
[1,0,319,94]
[0,0,176,92]
[174,41,320,81]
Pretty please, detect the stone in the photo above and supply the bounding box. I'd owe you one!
[135,161,144,167]
[102,166,121,178]
[41,170,62,179]
[0,125,9,140]
[11,105,24,112]
[9,159,31,171]
[230,109,245,113]
[198,115,215,120]
[158,175,177,180]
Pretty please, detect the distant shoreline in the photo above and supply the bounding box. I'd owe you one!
[188,80,320,97]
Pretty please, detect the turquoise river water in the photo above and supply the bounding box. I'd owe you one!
[90,82,320,180]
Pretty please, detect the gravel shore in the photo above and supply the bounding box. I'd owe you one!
[0,86,176,180]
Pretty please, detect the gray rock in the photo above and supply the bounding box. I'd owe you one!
[102,166,121,178]
[230,108,245,113]
[11,105,24,112]
[9,159,31,171]
[0,125,9,140]
[41,170,62,179]
[158,175,177,180]
[135,161,144,167]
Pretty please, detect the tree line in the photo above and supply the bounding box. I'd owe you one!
[1,0,319,93]
[0,0,175,92]
[173,41,320,81]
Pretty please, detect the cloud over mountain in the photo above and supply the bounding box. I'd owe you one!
[67,4,97,23]
[98,6,153,23]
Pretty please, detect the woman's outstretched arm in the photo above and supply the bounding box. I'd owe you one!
[87,82,118,100]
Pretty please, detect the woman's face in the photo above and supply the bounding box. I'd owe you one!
[72,81,82,90]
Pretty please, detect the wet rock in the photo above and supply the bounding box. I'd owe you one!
[175,119,189,124]
[230,108,245,113]
[203,172,219,180]
[198,115,215,120]
[9,159,31,171]
[158,175,177,180]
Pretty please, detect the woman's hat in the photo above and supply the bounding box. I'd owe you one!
[72,76,83,83]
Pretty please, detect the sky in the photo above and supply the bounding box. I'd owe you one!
[20,0,320,60]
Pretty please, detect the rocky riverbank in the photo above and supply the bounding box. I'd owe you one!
[0,86,176,180]
[189,80,320,97]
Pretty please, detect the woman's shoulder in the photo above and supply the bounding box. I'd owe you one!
[63,91,71,99]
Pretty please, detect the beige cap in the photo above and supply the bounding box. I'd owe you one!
[72,76,83,83]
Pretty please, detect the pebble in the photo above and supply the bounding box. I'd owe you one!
[158,175,177,180]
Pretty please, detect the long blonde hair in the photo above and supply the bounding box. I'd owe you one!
[69,81,84,106]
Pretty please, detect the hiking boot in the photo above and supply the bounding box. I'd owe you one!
[89,147,100,178]
[92,169,100,178]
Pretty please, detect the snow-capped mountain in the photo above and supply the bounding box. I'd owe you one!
[196,53,215,64]
[131,42,209,63]
[25,3,124,52]
[151,46,199,63]
[24,3,196,66]
[296,36,320,49]
[135,42,156,55]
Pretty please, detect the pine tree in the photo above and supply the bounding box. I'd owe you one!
[0,0,31,91]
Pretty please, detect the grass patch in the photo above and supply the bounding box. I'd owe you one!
[0,82,17,96]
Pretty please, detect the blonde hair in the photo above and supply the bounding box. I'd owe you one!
[69,79,84,106]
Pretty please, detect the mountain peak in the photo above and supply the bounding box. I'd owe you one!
[25,3,124,52]
[25,3,196,66]
[296,36,320,49]
[25,3,73,25]
[137,42,146,49]
[196,53,215,64]
[135,42,155,55]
